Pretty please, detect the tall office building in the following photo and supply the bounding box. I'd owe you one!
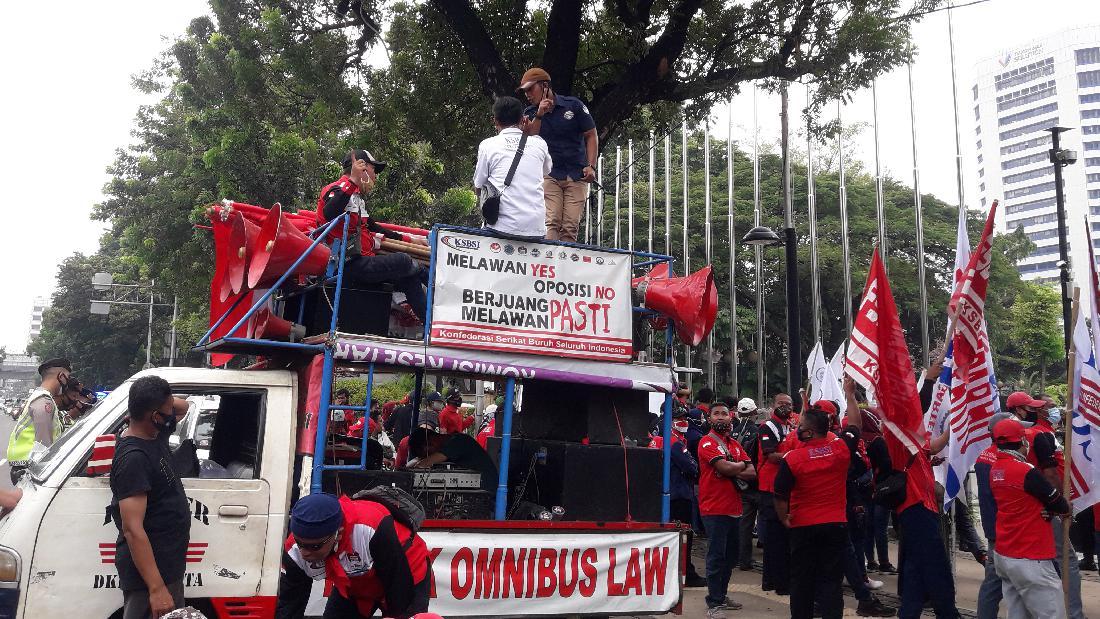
[27,296,49,349]
[972,25,1100,284]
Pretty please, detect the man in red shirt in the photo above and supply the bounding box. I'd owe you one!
[989,418,1070,618]
[774,403,859,619]
[696,401,756,618]
[756,393,797,594]
[316,149,428,322]
[438,389,474,434]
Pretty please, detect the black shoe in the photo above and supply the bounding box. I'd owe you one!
[878,562,898,574]
[866,561,879,572]
[738,563,754,571]
[685,574,707,588]
[775,589,790,596]
[857,596,897,617]
[1079,558,1097,571]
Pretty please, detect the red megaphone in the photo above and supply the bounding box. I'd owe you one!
[254,308,307,342]
[247,204,332,289]
[632,264,718,346]
[209,208,236,302]
[227,211,260,296]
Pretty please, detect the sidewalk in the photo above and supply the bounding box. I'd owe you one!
[657,538,1100,618]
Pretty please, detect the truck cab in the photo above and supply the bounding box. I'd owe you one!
[0,366,298,618]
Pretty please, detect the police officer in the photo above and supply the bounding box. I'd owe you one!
[6,358,73,483]
[277,493,430,618]
[773,402,860,619]
[988,417,1071,618]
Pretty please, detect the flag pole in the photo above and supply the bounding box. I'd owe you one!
[649,131,656,255]
[682,119,692,380]
[908,58,931,366]
[614,146,622,249]
[838,102,853,337]
[948,2,967,219]
[728,102,739,397]
[628,139,635,254]
[754,85,766,401]
[872,80,887,270]
[596,155,604,245]
[806,85,821,346]
[1065,286,1080,610]
[705,119,716,387]
[665,134,672,258]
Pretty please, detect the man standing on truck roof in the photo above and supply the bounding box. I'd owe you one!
[109,375,192,619]
[6,358,74,483]
[277,493,430,619]
[438,388,473,434]
[316,149,429,323]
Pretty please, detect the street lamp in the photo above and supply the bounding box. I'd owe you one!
[1047,126,1077,360]
[89,273,179,368]
[741,224,801,399]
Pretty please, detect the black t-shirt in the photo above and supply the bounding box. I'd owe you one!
[109,435,191,591]
[440,433,499,493]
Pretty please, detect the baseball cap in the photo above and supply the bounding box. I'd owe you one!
[290,493,343,539]
[987,411,1032,433]
[426,391,443,403]
[38,358,72,376]
[812,400,839,415]
[992,418,1026,445]
[518,67,552,91]
[1005,391,1044,409]
[736,398,758,414]
[341,149,387,174]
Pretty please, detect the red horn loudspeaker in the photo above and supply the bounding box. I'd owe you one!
[209,209,236,302]
[632,264,718,346]
[227,211,260,296]
[247,204,332,289]
[254,308,307,342]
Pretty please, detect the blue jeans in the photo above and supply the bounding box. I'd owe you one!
[976,551,1003,619]
[865,503,891,565]
[897,505,958,619]
[344,253,428,321]
[702,515,740,608]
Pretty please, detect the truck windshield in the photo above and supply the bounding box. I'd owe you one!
[26,389,121,482]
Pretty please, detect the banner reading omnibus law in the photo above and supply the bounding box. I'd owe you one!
[430,232,634,362]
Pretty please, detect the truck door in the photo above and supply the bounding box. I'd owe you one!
[23,387,273,619]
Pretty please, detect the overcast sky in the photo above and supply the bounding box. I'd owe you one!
[0,0,1093,354]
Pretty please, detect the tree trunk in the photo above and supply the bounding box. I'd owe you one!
[1040,356,1047,392]
[541,0,583,95]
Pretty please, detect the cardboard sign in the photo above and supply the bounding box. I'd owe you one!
[430,232,633,361]
[419,529,681,616]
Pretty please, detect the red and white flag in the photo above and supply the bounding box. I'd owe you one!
[940,201,1000,506]
[1069,220,1100,513]
[846,250,936,512]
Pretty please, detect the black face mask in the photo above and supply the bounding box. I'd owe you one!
[153,411,178,434]
[1024,410,1039,424]
[710,420,732,434]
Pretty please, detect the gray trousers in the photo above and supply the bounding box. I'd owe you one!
[993,553,1066,619]
[1052,516,1085,619]
[122,581,185,619]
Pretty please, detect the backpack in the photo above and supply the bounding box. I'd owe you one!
[352,485,425,542]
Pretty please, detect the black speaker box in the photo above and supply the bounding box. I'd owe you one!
[504,380,652,445]
[486,437,662,522]
[282,283,392,337]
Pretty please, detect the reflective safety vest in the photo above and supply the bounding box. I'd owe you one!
[6,388,61,466]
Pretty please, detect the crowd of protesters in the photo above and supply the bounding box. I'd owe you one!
[657,370,1093,619]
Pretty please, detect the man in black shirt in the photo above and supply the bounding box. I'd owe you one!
[110,375,191,619]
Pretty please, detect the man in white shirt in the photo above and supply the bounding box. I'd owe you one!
[473,96,552,239]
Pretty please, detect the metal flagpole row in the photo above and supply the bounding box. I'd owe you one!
[727,103,739,397]
[704,120,715,387]
[872,80,887,269]
[908,59,931,367]
[648,131,656,256]
[628,140,635,254]
[665,135,672,259]
[596,156,604,245]
[807,86,822,346]
[838,102,854,337]
[614,147,622,249]
[682,120,692,379]
[753,86,765,402]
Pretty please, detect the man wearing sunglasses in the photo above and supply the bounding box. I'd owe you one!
[276,492,430,618]
[109,375,192,619]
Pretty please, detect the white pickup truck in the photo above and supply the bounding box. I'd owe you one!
[0,365,684,618]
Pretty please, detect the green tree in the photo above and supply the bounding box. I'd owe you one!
[1007,283,1064,392]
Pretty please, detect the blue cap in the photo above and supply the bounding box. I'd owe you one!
[290,493,343,539]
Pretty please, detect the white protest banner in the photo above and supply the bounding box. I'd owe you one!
[431,231,634,361]
[419,528,682,616]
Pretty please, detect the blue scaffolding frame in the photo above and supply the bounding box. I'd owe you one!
[195,216,680,523]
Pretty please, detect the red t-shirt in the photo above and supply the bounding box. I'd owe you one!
[991,451,1056,559]
[697,432,751,517]
[439,404,474,434]
[396,436,410,468]
[774,435,850,527]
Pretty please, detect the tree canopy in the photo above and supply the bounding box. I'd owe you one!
[30,0,1060,397]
